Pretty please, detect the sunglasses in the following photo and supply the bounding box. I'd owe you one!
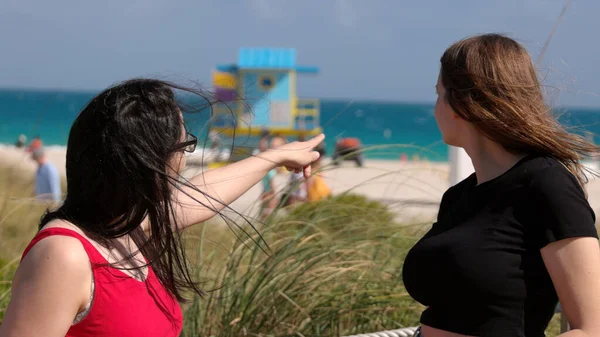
[177,132,197,153]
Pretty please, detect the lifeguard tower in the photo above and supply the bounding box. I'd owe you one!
[209,48,321,162]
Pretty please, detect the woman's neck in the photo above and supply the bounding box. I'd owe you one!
[463,136,527,185]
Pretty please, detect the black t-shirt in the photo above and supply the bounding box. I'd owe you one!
[402,155,598,337]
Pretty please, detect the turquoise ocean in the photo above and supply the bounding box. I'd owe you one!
[2,88,600,162]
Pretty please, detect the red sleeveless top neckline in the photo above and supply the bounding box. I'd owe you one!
[21,227,183,337]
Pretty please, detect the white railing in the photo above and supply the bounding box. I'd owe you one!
[341,305,568,337]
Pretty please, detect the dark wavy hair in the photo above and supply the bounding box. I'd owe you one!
[39,78,224,302]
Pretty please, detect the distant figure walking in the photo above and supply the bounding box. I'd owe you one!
[27,135,43,153]
[15,134,27,148]
[31,147,61,202]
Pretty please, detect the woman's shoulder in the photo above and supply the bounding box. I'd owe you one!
[6,221,93,335]
[521,156,595,221]
[520,156,598,247]
[524,156,583,193]
[24,220,109,269]
[24,220,93,266]
[443,172,477,198]
[482,155,582,193]
[17,222,92,303]
[22,232,90,269]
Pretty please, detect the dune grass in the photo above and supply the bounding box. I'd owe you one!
[0,162,563,336]
[181,194,424,337]
[0,164,50,320]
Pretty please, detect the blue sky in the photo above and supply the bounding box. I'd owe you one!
[1,0,599,106]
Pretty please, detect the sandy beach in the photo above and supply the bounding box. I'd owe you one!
[183,157,450,223]
[3,145,600,225]
[0,145,67,178]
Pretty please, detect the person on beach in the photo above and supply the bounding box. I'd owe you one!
[402,34,600,337]
[270,134,287,171]
[14,134,27,148]
[307,147,331,202]
[259,133,280,221]
[26,135,42,153]
[272,135,308,207]
[253,129,270,156]
[0,79,324,337]
[31,147,62,202]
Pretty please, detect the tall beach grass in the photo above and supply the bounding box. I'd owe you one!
[0,164,51,320]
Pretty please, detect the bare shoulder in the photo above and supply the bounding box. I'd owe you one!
[15,219,92,301]
[0,222,92,336]
[17,228,91,286]
[24,219,89,264]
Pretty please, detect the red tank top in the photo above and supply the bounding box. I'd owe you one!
[21,228,183,337]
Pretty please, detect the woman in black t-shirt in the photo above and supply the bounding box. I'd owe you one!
[402,34,600,337]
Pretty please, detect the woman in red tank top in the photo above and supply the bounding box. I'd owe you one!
[0,79,325,337]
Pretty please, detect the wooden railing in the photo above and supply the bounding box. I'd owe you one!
[295,98,320,130]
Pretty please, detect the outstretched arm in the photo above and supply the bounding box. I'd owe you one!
[172,134,324,229]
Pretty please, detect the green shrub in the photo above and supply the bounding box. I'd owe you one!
[273,193,396,234]
[181,195,423,337]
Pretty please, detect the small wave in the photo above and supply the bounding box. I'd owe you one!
[414,117,429,125]
[44,145,68,151]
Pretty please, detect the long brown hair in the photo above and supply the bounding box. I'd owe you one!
[440,33,599,187]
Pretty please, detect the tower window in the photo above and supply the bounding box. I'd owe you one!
[258,75,276,90]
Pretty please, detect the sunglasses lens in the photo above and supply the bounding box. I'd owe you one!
[186,133,196,153]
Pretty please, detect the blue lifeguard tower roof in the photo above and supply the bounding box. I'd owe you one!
[217,48,319,73]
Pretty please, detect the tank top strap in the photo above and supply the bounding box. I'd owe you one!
[21,227,107,265]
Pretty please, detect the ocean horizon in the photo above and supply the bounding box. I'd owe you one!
[2,87,600,162]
